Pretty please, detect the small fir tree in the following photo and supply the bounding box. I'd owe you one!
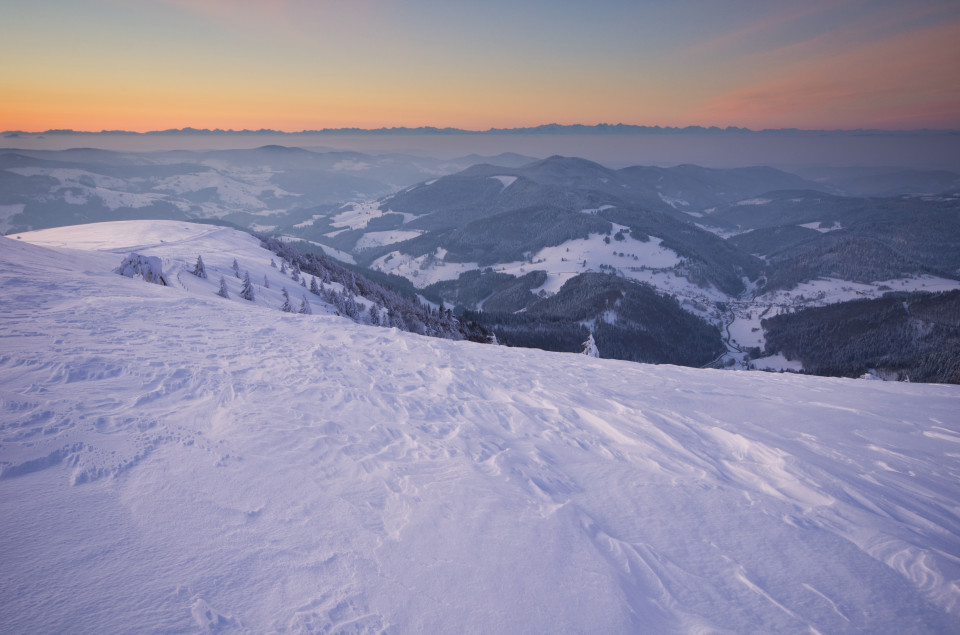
[192,254,207,279]
[582,333,600,358]
[309,276,320,295]
[368,304,381,326]
[240,271,255,301]
[216,275,229,298]
[232,258,241,278]
[270,259,277,269]
[299,294,312,315]
[280,261,287,274]
[280,287,293,312]
[263,274,270,289]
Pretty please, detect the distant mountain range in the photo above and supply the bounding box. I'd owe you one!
[5,124,959,137]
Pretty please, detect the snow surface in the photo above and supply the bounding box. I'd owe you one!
[153,171,298,211]
[490,175,517,190]
[9,221,341,318]
[278,235,357,265]
[370,249,481,287]
[658,193,690,208]
[331,201,384,229]
[354,230,425,250]
[372,228,691,296]
[750,353,804,372]
[2,221,960,633]
[759,275,960,307]
[6,167,168,211]
[799,221,843,233]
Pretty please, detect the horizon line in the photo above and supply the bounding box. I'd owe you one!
[4,123,960,137]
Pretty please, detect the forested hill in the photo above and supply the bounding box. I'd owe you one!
[762,290,960,384]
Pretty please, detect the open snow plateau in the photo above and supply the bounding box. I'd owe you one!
[1,220,959,633]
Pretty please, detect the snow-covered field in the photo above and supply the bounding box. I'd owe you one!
[2,221,959,633]
[760,275,960,307]
[370,227,727,312]
[354,230,425,251]
[370,249,481,287]
[331,201,385,229]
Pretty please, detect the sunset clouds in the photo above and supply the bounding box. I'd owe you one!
[1,0,958,131]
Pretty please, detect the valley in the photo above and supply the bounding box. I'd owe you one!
[3,147,959,382]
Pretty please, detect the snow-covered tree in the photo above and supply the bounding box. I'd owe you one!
[216,276,229,298]
[299,294,312,315]
[291,263,301,280]
[192,254,207,279]
[232,258,241,278]
[270,259,277,269]
[280,287,293,312]
[582,333,600,358]
[280,261,287,274]
[263,274,270,289]
[240,271,255,301]
[300,278,306,287]
[343,293,360,319]
[309,276,320,295]
[368,304,381,326]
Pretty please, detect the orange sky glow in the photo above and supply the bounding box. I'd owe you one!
[2,0,959,132]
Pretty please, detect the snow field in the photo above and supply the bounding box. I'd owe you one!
[153,170,297,210]
[331,200,384,229]
[1,221,959,633]
[370,227,710,306]
[354,230,425,250]
[370,249,481,287]
[10,221,346,319]
[490,175,517,189]
[758,275,960,307]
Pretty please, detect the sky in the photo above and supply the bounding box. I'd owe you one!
[1,0,959,132]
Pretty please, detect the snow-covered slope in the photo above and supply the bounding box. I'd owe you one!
[2,222,959,633]
[8,220,338,318]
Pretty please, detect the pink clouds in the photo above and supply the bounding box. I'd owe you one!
[685,18,960,129]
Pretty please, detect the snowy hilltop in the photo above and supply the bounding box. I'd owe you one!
[1,220,959,633]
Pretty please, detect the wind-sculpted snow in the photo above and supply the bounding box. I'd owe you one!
[1,222,959,633]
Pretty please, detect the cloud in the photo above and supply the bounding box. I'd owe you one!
[685,17,960,129]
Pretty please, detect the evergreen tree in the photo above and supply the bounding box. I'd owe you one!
[291,263,301,280]
[582,333,600,358]
[344,293,360,319]
[280,261,288,274]
[232,258,241,278]
[240,271,255,301]
[270,259,277,269]
[280,287,293,312]
[216,275,229,299]
[192,254,207,279]
[310,276,321,295]
[299,294,312,315]
[368,304,381,326]
[300,278,307,287]
[263,274,270,289]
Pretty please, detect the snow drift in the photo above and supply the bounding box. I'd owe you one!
[1,221,958,633]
